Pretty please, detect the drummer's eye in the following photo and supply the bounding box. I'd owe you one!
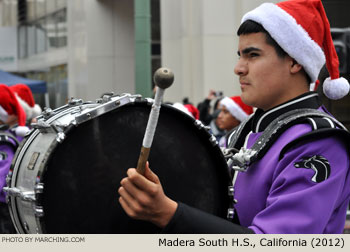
[249,53,259,58]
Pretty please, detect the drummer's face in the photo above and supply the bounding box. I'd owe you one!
[234,32,294,111]
[5,114,18,126]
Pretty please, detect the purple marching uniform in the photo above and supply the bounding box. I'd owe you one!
[0,127,22,233]
[163,92,350,234]
[0,141,15,203]
[234,92,350,233]
[0,130,22,202]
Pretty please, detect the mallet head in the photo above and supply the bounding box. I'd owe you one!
[153,67,174,89]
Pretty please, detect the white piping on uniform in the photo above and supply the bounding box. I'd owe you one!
[323,117,335,128]
[308,118,317,130]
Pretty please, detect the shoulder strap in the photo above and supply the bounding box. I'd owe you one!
[227,116,253,149]
[229,109,348,172]
[279,127,350,160]
[0,131,19,150]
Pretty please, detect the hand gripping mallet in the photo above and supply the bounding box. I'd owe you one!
[136,68,174,175]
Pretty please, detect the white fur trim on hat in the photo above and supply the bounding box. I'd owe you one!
[172,103,194,118]
[15,125,30,137]
[16,95,32,120]
[220,97,248,122]
[32,104,42,118]
[0,105,8,123]
[15,94,42,120]
[242,3,325,83]
[323,77,350,100]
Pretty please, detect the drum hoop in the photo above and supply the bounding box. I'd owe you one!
[7,103,98,233]
[75,95,138,125]
[8,105,85,233]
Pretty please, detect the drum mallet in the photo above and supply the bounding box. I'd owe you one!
[136,67,174,175]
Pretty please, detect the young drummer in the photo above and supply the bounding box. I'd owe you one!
[118,0,350,233]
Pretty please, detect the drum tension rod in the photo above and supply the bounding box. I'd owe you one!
[3,187,35,202]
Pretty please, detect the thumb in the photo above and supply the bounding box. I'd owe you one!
[144,161,160,184]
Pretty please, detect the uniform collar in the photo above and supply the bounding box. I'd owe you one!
[0,124,9,131]
[251,92,321,133]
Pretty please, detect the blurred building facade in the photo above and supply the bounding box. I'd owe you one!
[0,0,68,108]
[160,0,280,104]
[0,0,278,109]
[0,0,349,128]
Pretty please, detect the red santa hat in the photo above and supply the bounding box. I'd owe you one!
[242,0,349,100]
[0,84,29,136]
[0,105,8,123]
[220,96,254,122]
[173,103,200,119]
[9,84,42,120]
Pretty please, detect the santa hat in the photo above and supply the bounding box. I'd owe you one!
[220,96,254,122]
[173,103,200,119]
[0,105,8,123]
[9,84,42,120]
[242,0,349,100]
[0,84,30,136]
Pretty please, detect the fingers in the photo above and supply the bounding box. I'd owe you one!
[120,174,145,201]
[118,182,136,206]
[118,164,176,227]
[144,162,160,184]
[118,196,134,217]
[118,186,143,219]
[119,167,158,203]
[125,166,160,196]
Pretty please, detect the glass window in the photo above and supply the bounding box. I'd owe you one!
[56,9,67,47]
[151,0,160,41]
[27,25,36,56]
[46,14,58,49]
[36,18,47,53]
[18,25,27,59]
[18,0,68,58]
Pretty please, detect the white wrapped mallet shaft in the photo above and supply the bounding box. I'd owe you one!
[136,68,174,174]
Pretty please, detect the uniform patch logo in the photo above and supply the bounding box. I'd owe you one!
[0,151,8,161]
[294,155,331,183]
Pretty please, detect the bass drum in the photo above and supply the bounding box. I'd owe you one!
[6,94,231,233]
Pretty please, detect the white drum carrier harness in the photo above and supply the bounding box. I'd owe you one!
[224,108,350,222]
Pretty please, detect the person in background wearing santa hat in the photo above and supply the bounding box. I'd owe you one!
[172,102,200,120]
[197,90,226,141]
[0,84,30,233]
[118,0,350,233]
[9,84,42,124]
[217,96,253,147]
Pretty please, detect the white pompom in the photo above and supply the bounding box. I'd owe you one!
[15,126,30,137]
[323,77,350,100]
